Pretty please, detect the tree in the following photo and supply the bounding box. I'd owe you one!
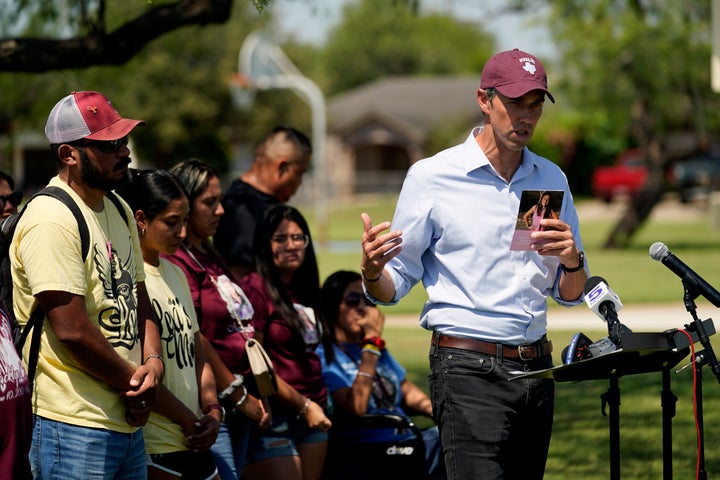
[0,0,271,72]
[0,1,274,172]
[321,0,493,95]
[544,0,720,248]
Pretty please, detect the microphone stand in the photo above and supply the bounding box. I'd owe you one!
[681,289,714,480]
[682,283,720,385]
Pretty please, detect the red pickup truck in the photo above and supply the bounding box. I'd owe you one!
[590,149,648,202]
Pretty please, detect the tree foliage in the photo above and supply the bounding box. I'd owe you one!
[0,0,495,185]
[543,0,720,248]
[321,0,493,95]
[0,1,272,172]
[0,0,273,72]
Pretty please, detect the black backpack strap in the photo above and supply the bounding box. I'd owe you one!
[37,186,91,260]
[16,187,128,392]
[15,186,91,391]
[22,307,44,391]
[105,190,129,226]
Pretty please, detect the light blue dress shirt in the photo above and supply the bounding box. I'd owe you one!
[372,127,587,345]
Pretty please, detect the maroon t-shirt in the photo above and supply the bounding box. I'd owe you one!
[0,309,32,479]
[239,272,327,409]
[164,245,252,378]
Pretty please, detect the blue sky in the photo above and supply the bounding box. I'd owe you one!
[267,0,555,59]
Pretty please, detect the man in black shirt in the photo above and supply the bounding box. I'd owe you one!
[214,126,312,279]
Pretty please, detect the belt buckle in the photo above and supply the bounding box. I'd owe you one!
[518,344,536,361]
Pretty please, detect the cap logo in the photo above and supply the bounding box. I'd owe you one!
[87,105,98,115]
[522,61,536,75]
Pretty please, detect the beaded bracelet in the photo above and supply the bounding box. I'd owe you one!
[143,354,165,370]
[219,373,244,400]
[297,397,311,419]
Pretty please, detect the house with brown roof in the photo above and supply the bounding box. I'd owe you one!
[326,75,484,197]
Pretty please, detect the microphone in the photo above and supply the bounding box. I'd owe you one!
[583,276,623,327]
[649,242,720,308]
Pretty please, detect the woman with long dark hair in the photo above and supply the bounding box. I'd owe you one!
[522,191,559,231]
[164,160,270,480]
[116,169,221,479]
[239,204,332,480]
[318,270,445,479]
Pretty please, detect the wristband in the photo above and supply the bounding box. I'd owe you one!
[362,272,382,282]
[361,336,386,350]
[219,373,244,400]
[203,403,225,422]
[297,397,311,419]
[357,370,374,379]
[361,346,381,356]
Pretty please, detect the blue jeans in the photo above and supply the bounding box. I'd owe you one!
[429,343,554,480]
[246,408,327,463]
[30,416,146,480]
[211,412,252,479]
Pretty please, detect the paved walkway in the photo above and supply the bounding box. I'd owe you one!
[385,301,719,333]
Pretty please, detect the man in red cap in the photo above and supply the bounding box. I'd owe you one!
[360,50,588,479]
[12,91,164,479]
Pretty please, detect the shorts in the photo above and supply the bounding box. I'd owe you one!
[147,450,218,480]
[246,410,328,463]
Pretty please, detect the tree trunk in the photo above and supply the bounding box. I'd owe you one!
[603,99,665,249]
[0,0,234,72]
[602,156,664,248]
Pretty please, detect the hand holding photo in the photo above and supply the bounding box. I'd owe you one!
[510,190,563,251]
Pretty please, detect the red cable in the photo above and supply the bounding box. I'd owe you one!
[679,329,700,480]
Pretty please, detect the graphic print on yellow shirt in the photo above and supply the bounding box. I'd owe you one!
[143,259,201,453]
[10,176,144,433]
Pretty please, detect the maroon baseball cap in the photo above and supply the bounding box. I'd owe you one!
[45,91,145,144]
[480,49,555,103]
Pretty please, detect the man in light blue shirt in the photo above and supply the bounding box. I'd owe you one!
[360,49,588,480]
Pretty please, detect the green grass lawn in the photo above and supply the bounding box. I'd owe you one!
[300,194,720,479]
[383,325,720,479]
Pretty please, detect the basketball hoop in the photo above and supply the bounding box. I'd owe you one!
[229,73,256,110]
[231,31,330,245]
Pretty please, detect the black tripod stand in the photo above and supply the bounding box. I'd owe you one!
[513,322,715,479]
[677,283,720,480]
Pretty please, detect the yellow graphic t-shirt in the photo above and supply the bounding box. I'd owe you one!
[11,176,145,433]
[143,259,201,453]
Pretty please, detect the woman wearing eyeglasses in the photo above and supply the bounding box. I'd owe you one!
[239,204,332,480]
[317,270,445,480]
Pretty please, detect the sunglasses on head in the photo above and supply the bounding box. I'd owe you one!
[69,135,129,154]
[343,291,366,308]
[0,191,23,208]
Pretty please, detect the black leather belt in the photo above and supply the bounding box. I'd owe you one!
[432,332,553,361]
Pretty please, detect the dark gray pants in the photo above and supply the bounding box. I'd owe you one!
[429,343,555,480]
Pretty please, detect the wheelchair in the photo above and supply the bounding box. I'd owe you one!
[322,413,430,480]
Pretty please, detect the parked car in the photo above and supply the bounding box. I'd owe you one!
[667,153,720,202]
[590,149,648,202]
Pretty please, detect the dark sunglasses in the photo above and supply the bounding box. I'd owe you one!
[343,291,366,308]
[70,135,129,154]
[0,191,23,208]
